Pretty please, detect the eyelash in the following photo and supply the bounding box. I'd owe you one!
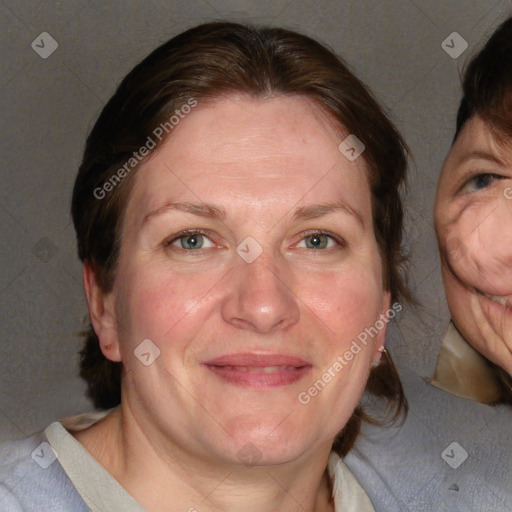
[163,229,344,252]
[164,229,215,251]
[460,173,505,193]
[295,230,345,250]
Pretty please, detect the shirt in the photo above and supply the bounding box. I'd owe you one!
[0,410,375,511]
[344,323,512,511]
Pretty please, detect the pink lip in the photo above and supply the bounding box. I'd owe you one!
[202,353,312,388]
[204,353,310,367]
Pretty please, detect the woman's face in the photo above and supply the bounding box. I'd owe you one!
[103,95,389,466]
[435,115,512,374]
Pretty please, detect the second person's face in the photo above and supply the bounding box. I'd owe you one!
[435,115,512,374]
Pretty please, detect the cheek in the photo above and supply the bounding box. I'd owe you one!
[113,260,226,351]
[301,268,385,346]
[443,268,472,321]
[443,206,512,291]
[113,241,385,367]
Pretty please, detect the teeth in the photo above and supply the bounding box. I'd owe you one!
[261,366,283,373]
[496,296,508,307]
[482,292,511,307]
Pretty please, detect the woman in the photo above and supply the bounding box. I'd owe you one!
[345,16,512,512]
[0,22,409,511]
[432,16,512,403]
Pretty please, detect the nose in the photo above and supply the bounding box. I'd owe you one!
[221,252,300,334]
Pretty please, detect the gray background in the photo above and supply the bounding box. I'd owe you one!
[1,0,510,441]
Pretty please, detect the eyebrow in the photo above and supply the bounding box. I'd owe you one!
[142,200,364,226]
[293,202,364,226]
[143,201,228,225]
[457,150,505,167]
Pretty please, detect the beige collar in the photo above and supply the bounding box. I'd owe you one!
[430,321,502,404]
[328,452,375,512]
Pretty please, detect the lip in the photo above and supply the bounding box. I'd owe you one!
[202,353,312,388]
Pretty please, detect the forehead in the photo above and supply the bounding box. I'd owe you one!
[442,116,512,174]
[174,93,343,152]
[129,94,371,216]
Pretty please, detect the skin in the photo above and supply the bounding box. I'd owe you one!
[435,115,512,375]
[76,94,390,512]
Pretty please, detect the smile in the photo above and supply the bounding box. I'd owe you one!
[214,365,302,373]
[475,289,512,308]
[202,353,312,388]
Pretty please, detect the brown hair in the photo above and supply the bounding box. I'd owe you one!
[72,21,410,455]
[455,16,512,141]
[452,16,512,403]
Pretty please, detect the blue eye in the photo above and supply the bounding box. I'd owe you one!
[298,233,338,249]
[464,173,504,192]
[168,232,215,250]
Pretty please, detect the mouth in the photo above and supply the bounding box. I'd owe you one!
[475,289,512,308]
[213,365,302,372]
[202,353,312,388]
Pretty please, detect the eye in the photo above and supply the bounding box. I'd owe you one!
[462,173,505,193]
[296,232,339,250]
[166,231,216,250]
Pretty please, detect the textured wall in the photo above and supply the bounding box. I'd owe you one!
[1,0,510,441]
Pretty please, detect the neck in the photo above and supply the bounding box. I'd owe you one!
[73,405,335,512]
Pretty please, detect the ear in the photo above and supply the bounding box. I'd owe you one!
[82,263,122,362]
[372,291,392,364]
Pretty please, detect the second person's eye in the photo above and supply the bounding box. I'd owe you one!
[463,173,505,193]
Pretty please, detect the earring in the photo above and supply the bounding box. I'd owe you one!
[371,348,386,368]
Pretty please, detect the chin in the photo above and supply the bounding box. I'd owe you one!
[216,413,321,466]
[450,288,512,373]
